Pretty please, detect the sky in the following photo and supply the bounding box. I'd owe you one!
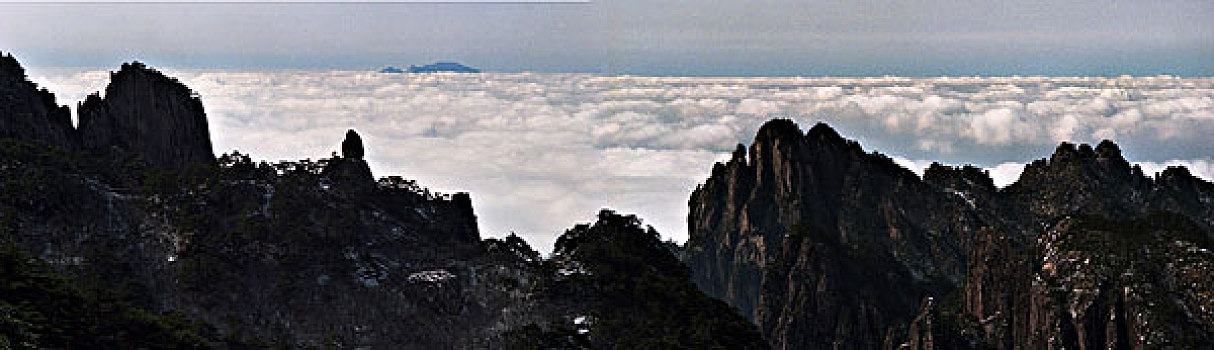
[4,1,1213,252]
[1,0,1212,76]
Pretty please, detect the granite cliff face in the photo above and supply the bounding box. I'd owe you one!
[78,61,215,170]
[687,119,1213,348]
[1,54,214,171]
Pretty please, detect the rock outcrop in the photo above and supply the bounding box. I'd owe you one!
[78,61,215,170]
[342,129,365,159]
[323,129,376,194]
[0,52,77,150]
[687,119,1214,348]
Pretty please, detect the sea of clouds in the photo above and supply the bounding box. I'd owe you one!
[26,69,1214,252]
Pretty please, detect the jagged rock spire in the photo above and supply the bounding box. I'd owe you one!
[342,129,365,159]
[324,128,374,194]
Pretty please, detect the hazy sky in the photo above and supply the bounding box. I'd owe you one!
[6,1,1214,251]
[2,0,1212,76]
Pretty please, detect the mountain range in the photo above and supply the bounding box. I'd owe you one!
[0,52,1210,348]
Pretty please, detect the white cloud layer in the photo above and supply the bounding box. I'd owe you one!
[25,70,1214,252]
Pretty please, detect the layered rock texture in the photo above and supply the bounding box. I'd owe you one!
[686,119,1213,349]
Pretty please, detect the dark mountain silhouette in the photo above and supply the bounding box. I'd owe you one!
[686,118,1213,348]
[1,52,1210,348]
[0,53,77,150]
[0,56,213,171]
[78,61,215,171]
[0,53,762,348]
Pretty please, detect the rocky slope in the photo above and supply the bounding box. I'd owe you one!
[686,119,1214,349]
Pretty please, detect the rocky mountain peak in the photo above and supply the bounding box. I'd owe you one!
[688,119,954,331]
[1155,165,1212,195]
[1049,141,1081,163]
[342,129,365,159]
[923,162,996,193]
[1095,139,1122,159]
[0,53,77,150]
[731,143,747,163]
[1,52,25,77]
[1093,139,1134,174]
[753,118,803,144]
[79,61,215,170]
[1019,139,1139,189]
[1046,140,1129,168]
[689,119,1214,349]
[1160,165,1193,180]
[805,121,843,142]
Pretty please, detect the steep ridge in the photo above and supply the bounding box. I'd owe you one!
[79,61,215,170]
[687,119,1214,348]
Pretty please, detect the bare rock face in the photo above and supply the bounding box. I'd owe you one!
[78,61,215,170]
[0,52,77,150]
[687,119,1214,349]
[688,119,975,348]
